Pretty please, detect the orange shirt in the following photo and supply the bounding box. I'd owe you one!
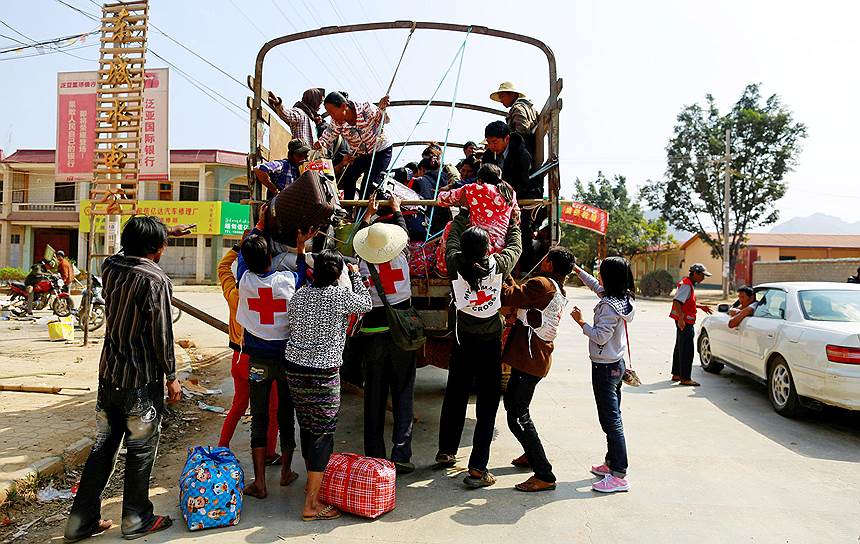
[217,248,244,350]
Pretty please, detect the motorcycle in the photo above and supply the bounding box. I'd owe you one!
[6,274,72,317]
[73,275,106,332]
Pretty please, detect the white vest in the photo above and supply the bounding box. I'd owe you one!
[236,271,297,341]
[517,278,566,354]
[451,258,503,318]
[360,253,412,307]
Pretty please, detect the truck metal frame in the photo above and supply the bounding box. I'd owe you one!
[246,21,563,337]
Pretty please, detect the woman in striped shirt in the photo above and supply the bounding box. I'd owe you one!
[314,91,393,202]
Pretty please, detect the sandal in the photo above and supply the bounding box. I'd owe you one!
[679,379,701,387]
[280,469,299,487]
[515,476,557,492]
[435,453,456,468]
[463,469,496,488]
[64,519,113,543]
[122,515,172,540]
[511,454,531,468]
[302,504,341,522]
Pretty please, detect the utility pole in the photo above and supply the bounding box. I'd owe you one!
[722,128,731,298]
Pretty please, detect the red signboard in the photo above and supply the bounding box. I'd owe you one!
[560,201,609,235]
[140,68,169,181]
[56,71,98,181]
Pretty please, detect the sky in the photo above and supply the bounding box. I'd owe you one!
[2,0,859,228]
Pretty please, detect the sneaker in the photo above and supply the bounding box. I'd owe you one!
[591,474,629,493]
[590,463,611,477]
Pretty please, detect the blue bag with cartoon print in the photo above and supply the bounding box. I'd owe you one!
[179,446,244,531]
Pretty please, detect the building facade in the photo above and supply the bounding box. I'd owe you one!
[0,149,251,283]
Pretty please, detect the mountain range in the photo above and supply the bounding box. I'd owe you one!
[769,213,860,234]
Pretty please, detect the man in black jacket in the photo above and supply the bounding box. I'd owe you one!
[483,120,542,271]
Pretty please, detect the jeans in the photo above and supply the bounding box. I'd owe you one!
[438,331,502,472]
[591,360,628,478]
[218,350,280,456]
[65,381,163,539]
[362,332,416,462]
[672,325,695,380]
[339,145,393,201]
[248,357,296,455]
[504,368,555,482]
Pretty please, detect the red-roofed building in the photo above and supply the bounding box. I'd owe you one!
[0,148,250,282]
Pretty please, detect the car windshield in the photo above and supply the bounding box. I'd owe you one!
[798,290,860,322]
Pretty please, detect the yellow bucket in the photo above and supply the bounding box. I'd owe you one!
[48,317,75,342]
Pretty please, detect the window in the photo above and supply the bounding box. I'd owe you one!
[798,290,860,323]
[54,181,76,204]
[753,289,787,320]
[168,238,197,247]
[229,182,250,204]
[223,237,241,248]
[205,238,212,248]
[178,180,199,201]
[12,172,27,203]
[0,178,3,204]
[158,182,173,201]
[779,256,796,261]
[11,234,21,244]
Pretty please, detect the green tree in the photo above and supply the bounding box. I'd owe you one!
[561,172,674,270]
[641,84,807,283]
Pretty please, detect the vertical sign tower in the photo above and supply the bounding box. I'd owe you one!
[84,1,148,344]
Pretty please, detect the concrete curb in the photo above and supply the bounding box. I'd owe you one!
[0,439,93,506]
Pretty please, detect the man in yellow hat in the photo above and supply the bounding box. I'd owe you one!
[490,82,538,150]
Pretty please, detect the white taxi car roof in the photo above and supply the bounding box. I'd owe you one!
[755,282,860,292]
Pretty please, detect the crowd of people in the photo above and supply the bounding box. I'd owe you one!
[62,81,640,542]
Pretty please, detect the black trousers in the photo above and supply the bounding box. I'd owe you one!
[503,368,555,482]
[248,356,296,454]
[65,381,163,539]
[438,331,502,472]
[339,145,393,201]
[672,325,695,379]
[362,332,416,463]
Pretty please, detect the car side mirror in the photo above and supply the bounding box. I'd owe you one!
[717,303,730,313]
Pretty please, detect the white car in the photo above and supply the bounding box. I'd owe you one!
[698,282,860,416]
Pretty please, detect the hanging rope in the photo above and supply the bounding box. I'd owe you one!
[424,26,471,242]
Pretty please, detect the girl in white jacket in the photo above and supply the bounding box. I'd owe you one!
[571,257,635,493]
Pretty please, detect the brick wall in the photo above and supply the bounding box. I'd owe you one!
[753,258,860,284]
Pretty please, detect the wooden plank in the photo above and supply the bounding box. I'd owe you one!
[94,137,139,144]
[99,47,147,55]
[93,126,142,134]
[92,168,139,175]
[96,106,143,112]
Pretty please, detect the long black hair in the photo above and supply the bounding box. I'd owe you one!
[599,256,635,300]
[457,226,491,292]
[475,163,514,206]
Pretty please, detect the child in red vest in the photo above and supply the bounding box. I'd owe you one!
[435,164,516,277]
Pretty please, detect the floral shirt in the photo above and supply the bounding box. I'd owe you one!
[283,270,373,369]
[437,183,516,251]
[317,101,391,155]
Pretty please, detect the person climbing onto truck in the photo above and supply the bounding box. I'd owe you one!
[252,139,311,198]
[268,87,325,146]
[490,81,538,157]
[314,91,393,202]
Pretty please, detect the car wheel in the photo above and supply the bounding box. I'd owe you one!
[768,356,802,417]
[698,330,724,374]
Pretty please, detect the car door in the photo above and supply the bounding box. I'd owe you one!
[705,312,742,365]
[737,288,788,378]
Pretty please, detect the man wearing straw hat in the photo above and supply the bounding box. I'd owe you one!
[352,194,418,474]
[490,81,538,152]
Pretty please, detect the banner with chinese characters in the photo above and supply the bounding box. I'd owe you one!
[79,199,249,236]
[56,71,98,180]
[140,68,169,180]
[560,201,609,235]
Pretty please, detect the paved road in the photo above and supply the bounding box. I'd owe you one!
[42,288,860,543]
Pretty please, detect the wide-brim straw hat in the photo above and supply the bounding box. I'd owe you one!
[353,222,409,264]
[490,81,526,103]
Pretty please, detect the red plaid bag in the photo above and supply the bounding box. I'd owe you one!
[319,453,396,519]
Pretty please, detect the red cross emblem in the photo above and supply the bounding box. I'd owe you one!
[247,287,287,325]
[470,290,494,306]
[368,262,405,295]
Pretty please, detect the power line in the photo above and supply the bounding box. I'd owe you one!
[0,29,98,54]
[0,17,96,61]
[0,43,98,62]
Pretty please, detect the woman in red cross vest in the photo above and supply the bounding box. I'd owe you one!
[436,209,522,489]
[235,226,312,499]
[669,263,713,386]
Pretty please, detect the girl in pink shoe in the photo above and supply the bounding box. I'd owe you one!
[570,257,635,493]
[434,164,516,277]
